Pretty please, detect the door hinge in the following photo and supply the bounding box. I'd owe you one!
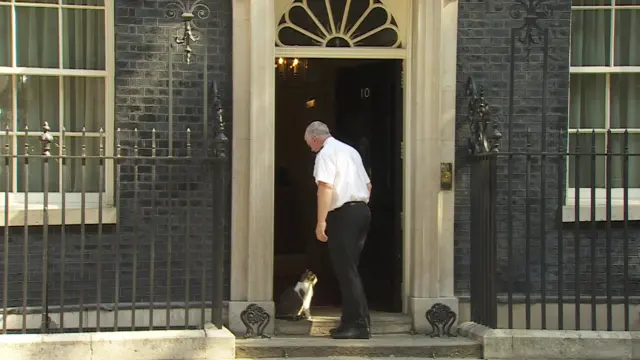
[400,141,404,160]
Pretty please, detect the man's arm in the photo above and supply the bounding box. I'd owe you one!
[314,152,336,225]
[317,181,333,224]
[367,182,372,195]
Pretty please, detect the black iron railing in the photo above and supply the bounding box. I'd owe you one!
[469,129,640,331]
[0,121,229,334]
[466,0,640,331]
[466,0,639,329]
[469,153,498,328]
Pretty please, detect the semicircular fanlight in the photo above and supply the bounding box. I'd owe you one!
[276,0,401,48]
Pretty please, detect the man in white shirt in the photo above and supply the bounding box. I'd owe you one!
[304,121,372,340]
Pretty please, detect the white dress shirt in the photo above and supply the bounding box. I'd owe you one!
[313,137,371,211]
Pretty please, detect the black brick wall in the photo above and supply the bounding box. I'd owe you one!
[0,0,232,311]
[454,0,640,299]
[6,0,639,317]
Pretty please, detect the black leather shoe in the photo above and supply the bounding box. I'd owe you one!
[331,316,371,337]
[330,325,371,339]
[329,324,344,336]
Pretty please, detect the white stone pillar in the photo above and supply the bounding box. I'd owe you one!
[229,0,276,336]
[438,0,459,301]
[407,0,459,332]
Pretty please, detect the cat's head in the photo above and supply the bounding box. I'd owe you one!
[300,269,318,286]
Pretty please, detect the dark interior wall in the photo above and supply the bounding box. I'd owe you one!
[273,59,339,302]
[273,58,402,306]
[274,59,337,255]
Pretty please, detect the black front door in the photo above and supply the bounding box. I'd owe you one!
[334,60,403,312]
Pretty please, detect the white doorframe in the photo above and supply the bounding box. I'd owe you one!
[274,47,406,59]
[274,44,412,313]
[229,0,459,335]
[272,0,415,314]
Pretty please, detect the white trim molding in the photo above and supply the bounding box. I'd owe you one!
[562,188,640,222]
[405,0,459,331]
[0,193,116,226]
[562,203,640,222]
[275,47,406,59]
[0,208,117,227]
[229,0,460,336]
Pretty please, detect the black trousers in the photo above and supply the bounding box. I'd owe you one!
[326,201,371,325]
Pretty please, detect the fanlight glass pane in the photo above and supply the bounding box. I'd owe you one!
[276,0,400,48]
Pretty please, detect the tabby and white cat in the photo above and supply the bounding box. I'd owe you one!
[275,270,318,321]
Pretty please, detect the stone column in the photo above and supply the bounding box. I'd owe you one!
[407,0,459,332]
[438,0,459,303]
[229,0,276,336]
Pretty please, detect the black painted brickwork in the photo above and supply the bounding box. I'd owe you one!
[7,0,639,315]
[0,0,232,310]
[454,0,640,299]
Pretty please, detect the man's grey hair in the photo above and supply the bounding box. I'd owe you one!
[305,121,331,139]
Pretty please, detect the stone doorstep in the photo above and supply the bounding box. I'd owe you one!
[0,324,236,360]
[275,318,412,336]
[236,358,478,360]
[235,335,483,359]
[458,321,640,360]
[275,311,412,336]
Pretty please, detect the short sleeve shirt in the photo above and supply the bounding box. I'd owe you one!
[313,137,371,211]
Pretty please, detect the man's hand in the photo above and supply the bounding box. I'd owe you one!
[315,221,328,242]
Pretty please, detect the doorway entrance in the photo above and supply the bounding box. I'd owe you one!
[273,58,404,313]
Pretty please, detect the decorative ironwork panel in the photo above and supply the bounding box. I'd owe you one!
[509,0,553,57]
[466,77,502,155]
[425,303,458,338]
[240,303,271,339]
[165,0,211,64]
[276,0,400,48]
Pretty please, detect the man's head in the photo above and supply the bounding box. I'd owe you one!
[304,121,331,153]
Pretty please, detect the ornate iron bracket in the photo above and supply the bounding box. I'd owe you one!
[165,0,210,64]
[425,303,458,338]
[509,0,553,57]
[466,77,502,155]
[240,303,271,339]
[212,81,228,158]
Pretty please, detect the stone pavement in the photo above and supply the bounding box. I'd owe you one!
[237,358,476,360]
[235,335,481,359]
